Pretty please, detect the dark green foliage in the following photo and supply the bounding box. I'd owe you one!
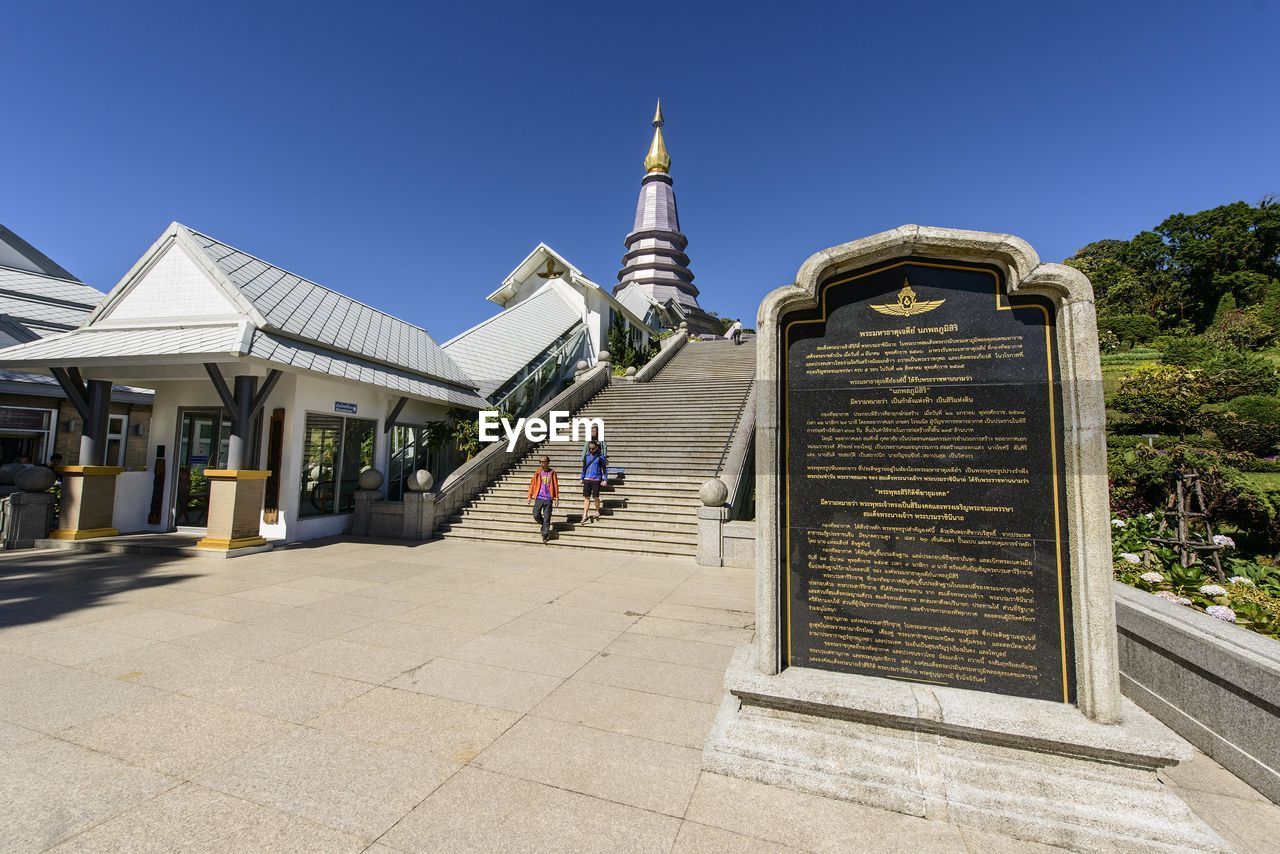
[1106,439,1276,537]
[1111,365,1208,431]
[1198,350,1280,401]
[607,318,658,372]
[1065,198,1280,333]
[1155,334,1214,367]
[1209,308,1273,350]
[1211,395,1280,455]
[1098,313,1160,348]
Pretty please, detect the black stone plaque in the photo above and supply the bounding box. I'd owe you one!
[780,258,1075,703]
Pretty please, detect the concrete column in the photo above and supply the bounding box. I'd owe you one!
[226,374,257,470]
[81,379,112,466]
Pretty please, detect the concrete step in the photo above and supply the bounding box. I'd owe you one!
[438,527,695,557]
[457,508,697,533]
[441,517,697,547]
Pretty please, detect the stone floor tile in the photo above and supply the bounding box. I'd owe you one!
[486,616,624,651]
[83,641,249,691]
[1173,786,1280,853]
[182,660,371,723]
[663,583,755,612]
[169,594,291,623]
[172,621,317,661]
[524,602,645,632]
[429,591,543,617]
[530,679,718,749]
[626,615,755,647]
[90,608,232,641]
[447,633,598,678]
[387,656,562,713]
[49,782,365,853]
[685,773,969,854]
[242,605,375,637]
[390,603,517,634]
[280,574,379,594]
[302,593,421,619]
[0,719,43,747]
[672,822,798,853]
[196,728,457,839]
[0,649,59,678]
[0,664,163,732]
[273,637,429,684]
[605,631,737,670]
[0,623,152,666]
[1158,747,1272,804]
[310,685,518,762]
[60,693,296,777]
[553,586,668,615]
[647,601,756,628]
[378,766,680,854]
[341,618,475,655]
[474,715,702,816]
[1,735,176,852]
[573,652,724,704]
[229,584,337,607]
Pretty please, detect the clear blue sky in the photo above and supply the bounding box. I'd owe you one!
[4,1,1277,337]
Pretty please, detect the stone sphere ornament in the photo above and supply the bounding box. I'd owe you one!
[357,468,385,490]
[597,350,611,363]
[406,469,434,492]
[575,360,589,373]
[699,478,729,507]
[15,466,56,493]
[625,366,637,377]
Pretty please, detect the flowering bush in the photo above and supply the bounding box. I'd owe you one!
[1111,514,1280,639]
[1206,605,1238,622]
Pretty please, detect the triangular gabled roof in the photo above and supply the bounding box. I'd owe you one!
[0,223,488,409]
[89,223,478,391]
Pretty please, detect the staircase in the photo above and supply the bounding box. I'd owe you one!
[438,338,755,557]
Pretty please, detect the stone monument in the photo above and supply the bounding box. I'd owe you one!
[704,225,1228,851]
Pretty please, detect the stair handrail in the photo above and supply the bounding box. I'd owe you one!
[434,364,612,519]
[632,331,687,383]
[715,381,756,514]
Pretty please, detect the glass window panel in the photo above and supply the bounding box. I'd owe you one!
[338,417,376,513]
[299,414,341,517]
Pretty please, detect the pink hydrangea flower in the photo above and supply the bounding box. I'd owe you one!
[1205,605,1236,622]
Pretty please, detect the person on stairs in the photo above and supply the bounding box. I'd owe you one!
[527,455,559,544]
[581,440,607,524]
[724,320,743,345]
[580,425,608,465]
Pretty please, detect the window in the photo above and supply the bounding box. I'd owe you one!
[298,413,375,517]
[106,414,128,467]
[0,406,57,465]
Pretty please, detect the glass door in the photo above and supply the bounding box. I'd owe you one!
[174,410,230,527]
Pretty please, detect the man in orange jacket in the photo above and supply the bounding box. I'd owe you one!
[527,455,559,544]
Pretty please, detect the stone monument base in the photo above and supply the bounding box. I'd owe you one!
[196,469,268,552]
[704,646,1229,853]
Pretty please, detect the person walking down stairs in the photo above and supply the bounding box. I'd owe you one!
[580,440,607,525]
[526,456,559,544]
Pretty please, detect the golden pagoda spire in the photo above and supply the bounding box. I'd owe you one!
[643,98,670,174]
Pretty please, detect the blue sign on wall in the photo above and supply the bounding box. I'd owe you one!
[334,401,358,414]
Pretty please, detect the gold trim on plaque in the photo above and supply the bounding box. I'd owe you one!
[781,259,1071,704]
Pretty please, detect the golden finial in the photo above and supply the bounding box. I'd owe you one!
[643,98,670,173]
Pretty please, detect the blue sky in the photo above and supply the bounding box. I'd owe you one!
[3,1,1278,338]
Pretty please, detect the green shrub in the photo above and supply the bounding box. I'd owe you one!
[1111,365,1208,431]
[1099,313,1161,348]
[1199,349,1280,401]
[1211,395,1280,455]
[1209,308,1273,350]
[1156,334,1214,367]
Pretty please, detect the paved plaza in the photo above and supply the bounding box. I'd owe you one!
[0,539,1276,853]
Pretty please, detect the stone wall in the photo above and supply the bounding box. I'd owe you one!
[1115,582,1280,804]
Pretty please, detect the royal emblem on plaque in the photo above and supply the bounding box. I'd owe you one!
[870,280,945,317]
